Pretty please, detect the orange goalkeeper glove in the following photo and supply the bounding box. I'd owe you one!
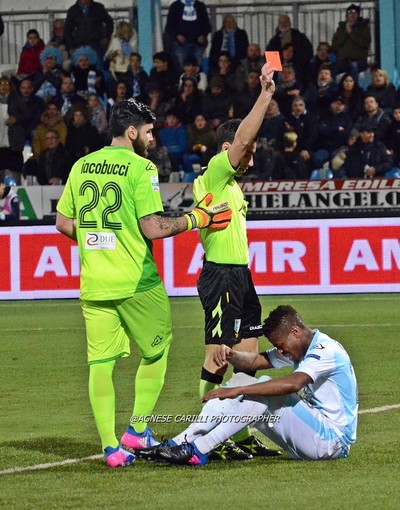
[185,193,232,231]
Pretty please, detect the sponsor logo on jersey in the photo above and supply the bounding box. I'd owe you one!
[151,175,160,191]
[84,232,116,250]
[305,353,321,360]
[312,343,325,350]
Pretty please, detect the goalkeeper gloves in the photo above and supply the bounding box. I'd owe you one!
[185,193,232,231]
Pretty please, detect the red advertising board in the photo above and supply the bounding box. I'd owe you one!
[0,219,399,300]
[0,234,11,291]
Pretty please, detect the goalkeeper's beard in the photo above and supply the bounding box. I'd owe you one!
[132,136,148,157]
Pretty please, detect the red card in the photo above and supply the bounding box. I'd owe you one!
[265,51,283,71]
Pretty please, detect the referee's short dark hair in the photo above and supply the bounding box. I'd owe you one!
[109,99,156,138]
[216,119,241,151]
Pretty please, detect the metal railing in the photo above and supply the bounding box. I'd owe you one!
[0,2,377,73]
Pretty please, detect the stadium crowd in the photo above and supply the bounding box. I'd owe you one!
[1,1,400,188]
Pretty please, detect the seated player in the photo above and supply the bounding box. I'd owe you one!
[139,305,358,465]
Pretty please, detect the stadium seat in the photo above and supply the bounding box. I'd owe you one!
[310,168,334,180]
[384,168,400,178]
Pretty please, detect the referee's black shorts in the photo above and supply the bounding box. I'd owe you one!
[197,261,263,346]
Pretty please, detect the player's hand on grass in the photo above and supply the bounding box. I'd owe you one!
[185,193,232,231]
[214,344,234,368]
[202,386,241,402]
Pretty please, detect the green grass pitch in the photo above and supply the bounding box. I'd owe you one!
[1,295,399,509]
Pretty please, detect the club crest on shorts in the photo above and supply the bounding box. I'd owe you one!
[151,335,162,347]
[234,319,241,338]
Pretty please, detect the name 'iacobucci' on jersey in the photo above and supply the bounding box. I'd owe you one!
[80,159,131,177]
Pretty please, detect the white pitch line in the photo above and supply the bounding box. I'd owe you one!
[358,403,400,414]
[1,403,398,476]
[0,454,102,475]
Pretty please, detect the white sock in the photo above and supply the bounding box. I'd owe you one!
[193,397,268,454]
[172,397,227,444]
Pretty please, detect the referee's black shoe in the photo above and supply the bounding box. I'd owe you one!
[236,435,282,457]
[209,439,253,461]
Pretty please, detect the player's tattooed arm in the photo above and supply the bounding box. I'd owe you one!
[139,213,188,239]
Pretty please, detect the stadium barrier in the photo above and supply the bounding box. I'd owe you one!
[6,179,400,222]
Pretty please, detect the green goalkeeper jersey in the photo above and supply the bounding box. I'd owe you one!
[193,150,249,265]
[57,146,163,300]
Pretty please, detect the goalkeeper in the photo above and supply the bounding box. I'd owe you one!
[56,99,231,468]
[193,61,281,459]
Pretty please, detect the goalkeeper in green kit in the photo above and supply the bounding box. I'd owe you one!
[56,99,231,468]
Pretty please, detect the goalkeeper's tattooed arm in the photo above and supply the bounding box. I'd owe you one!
[140,194,232,239]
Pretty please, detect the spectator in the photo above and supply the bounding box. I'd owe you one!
[208,51,237,95]
[252,137,277,181]
[70,46,106,101]
[35,129,70,185]
[65,103,103,166]
[16,29,45,78]
[273,131,309,180]
[354,94,391,143]
[331,127,359,178]
[159,109,188,173]
[164,0,211,72]
[366,68,397,114]
[32,47,64,103]
[0,176,20,221]
[273,64,303,118]
[384,105,400,168]
[64,0,114,59]
[104,21,138,83]
[209,14,249,74]
[307,64,337,117]
[8,78,45,153]
[53,75,84,118]
[87,93,108,139]
[147,136,172,183]
[107,81,128,111]
[234,43,264,93]
[258,98,286,151]
[24,101,67,177]
[185,113,217,168]
[173,77,204,125]
[149,51,178,101]
[178,56,207,92]
[313,95,353,169]
[124,52,149,102]
[0,77,24,184]
[31,101,67,159]
[231,70,261,119]
[202,76,232,131]
[144,81,174,133]
[47,19,69,66]
[337,72,364,122]
[343,122,392,178]
[285,96,318,169]
[309,41,337,83]
[331,3,371,79]
[266,14,313,70]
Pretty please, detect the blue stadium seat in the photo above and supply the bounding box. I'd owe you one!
[310,168,334,180]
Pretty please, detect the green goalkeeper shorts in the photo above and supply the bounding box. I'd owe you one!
[81,282,173,364]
